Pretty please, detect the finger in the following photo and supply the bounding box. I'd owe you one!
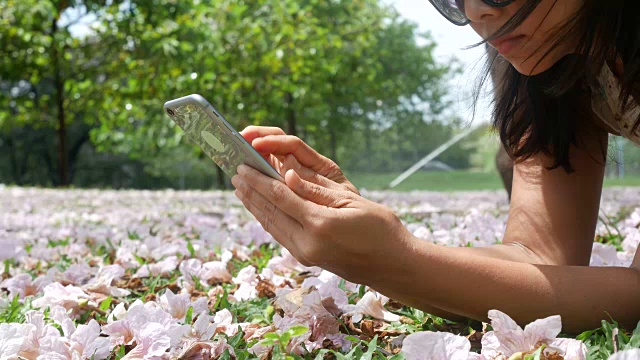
[285,169,353,209]
[235,165,310,224]
[233,187,301,253]
[283,154,344,191]
[251,135,333,174]
[239,126,286,145]
[268,153,287,175]
[235,189,314,267]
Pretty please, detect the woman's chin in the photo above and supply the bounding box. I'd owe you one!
[509,60,554,76]
[506,52,566,76]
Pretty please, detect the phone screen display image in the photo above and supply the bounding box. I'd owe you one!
[170,102,246,178]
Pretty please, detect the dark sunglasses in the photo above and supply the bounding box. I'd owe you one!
[428,0,515,26]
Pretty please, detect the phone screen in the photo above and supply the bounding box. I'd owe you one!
[165,96,283,181]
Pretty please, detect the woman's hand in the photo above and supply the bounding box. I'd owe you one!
[239,126,360,195]
[231,164,415,285]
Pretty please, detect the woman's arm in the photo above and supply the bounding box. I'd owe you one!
[373,125,612,327]
[371,239,640,334]
[235,125,634,332]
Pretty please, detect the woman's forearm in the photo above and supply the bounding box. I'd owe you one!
[371,236,640,333]
[368,243,544,323]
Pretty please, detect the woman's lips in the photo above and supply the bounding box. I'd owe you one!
[489,34,527,55]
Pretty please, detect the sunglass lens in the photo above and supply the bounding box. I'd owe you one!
[430,0,469,25]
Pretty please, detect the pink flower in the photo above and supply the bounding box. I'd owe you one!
[120,323,171,360]
[344,291,400,323]
[60,262,94,285]
[133,256,178,278]
[590,243,627,267]
[302,271,353,316]
[609,349,640,360]
[158,290,208,321]
[212,309,248,338]
[115,247,139,269]
[103,300,190,349]
[83,264,131,297]
[175,340,236,360]
[267,247,322,275]
[1,271,54,299]
[271,290,340,354]
[480,310,587,360]
[0,323,33,359]
[19,310,65,359]
[231,266,258,301]
[178,259,231,292]
[32,282,93,315]
[68,319,112,360]
[190,312,218,341]
[402,331,476,360]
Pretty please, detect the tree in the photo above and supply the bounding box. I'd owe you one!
[0,0,127,186]
[1,0,459,189]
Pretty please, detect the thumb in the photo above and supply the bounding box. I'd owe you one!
[285,169,350,208]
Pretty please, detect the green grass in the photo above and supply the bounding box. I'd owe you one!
[346,170,640,192]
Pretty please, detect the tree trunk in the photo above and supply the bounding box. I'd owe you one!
[216,166,225,190]
[6,137,20,185]
[364,116,372,153]
[329,127,338,164]
[68,128,90,184]
[285,92,297,136]
[52,18,68,187]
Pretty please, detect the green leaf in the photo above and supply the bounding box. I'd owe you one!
[228,327,246,347]
[134,255,145,265]
[187,240,196,258]
[388,354,406,360]
[288,325,309,337]
[99,296,112,311]
[280,331,291,349]
[219,349,233,360]
[214,288,230,310]
[184,306,194,324]
[345,336,360,343]
[258,339,275,347]
[115,345,126,359]
[361,335,378,360]
[524,345,545,360]
[263,333,280,341]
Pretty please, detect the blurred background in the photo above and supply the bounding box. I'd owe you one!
[1,0,638,192]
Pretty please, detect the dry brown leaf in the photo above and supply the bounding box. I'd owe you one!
[272,286,312,313]
[385,298,405,311]
[256,278,276,299]
[360,320,376,338]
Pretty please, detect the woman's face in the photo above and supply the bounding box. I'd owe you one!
[466,0,584,75]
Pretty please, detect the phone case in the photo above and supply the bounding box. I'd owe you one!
[164,94,283,181]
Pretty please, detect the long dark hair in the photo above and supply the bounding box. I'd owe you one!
[475,0,640,172]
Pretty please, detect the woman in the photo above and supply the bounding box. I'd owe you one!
[230,0,640,332]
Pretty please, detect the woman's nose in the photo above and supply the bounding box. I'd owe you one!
[462,0,501,23]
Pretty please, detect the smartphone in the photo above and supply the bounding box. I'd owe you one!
[163,94,283,181]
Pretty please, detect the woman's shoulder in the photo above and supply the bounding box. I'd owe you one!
[590,61,640,145]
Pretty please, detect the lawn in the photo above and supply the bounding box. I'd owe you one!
[2,186,640,359]
[346,170,640,192]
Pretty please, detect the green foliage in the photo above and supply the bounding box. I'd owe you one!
[258,325,310,359]
[0,295,32,324]
[577,320,640,360]
[1,0,460,189]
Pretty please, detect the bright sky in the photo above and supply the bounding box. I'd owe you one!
[387,0,493,125]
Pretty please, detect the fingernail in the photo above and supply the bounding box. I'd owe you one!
[231,175,244,189]
[234,189,243,200]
